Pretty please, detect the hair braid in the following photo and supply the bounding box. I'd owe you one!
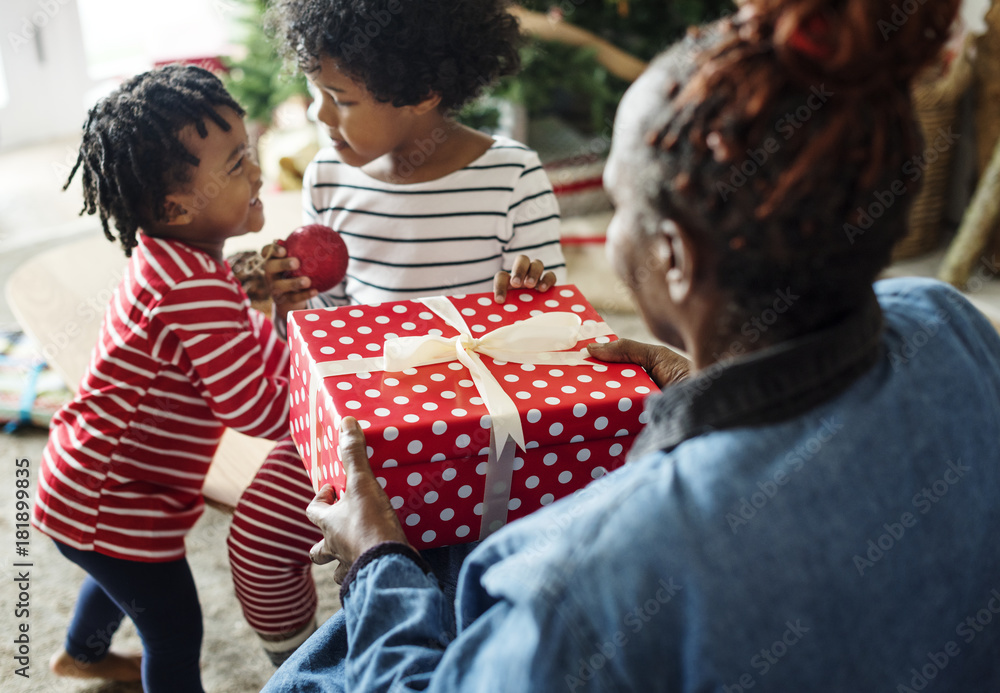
[64,64,244,256]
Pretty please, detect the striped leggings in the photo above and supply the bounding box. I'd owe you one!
[227,437,321,649]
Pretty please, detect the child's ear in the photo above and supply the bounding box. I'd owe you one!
[162,195,193,226]
[411,92,443,116]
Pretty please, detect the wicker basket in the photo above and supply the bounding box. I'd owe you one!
[894,49,973,260]
[973,2,1000,256]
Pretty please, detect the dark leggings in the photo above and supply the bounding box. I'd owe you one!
[55,540,204,692]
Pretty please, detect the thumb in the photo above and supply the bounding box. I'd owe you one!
[587,338,646,366]
[338,417,372,478]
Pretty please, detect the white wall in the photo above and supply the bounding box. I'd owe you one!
[0,0,94,150]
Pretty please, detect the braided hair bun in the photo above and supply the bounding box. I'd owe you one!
[641,0,961,342]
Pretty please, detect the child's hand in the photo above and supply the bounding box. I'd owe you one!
[494,255,557,303]
[262,242,318,327]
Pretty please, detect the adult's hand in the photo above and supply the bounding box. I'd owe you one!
[306,417,411,583]
[586,338,690,389]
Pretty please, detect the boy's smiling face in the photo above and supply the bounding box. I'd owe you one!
[309,56,437,169]
[159,106,264,257]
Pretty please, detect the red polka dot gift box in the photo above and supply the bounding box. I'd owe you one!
[287,285,657,549]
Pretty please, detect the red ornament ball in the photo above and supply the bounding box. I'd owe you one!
[278,224,349,293]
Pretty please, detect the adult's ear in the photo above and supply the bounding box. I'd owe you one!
[162,195,192,226]
[660,219,697,305]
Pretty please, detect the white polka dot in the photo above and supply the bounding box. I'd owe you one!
[571,434,584,443]
[479,446,490,456]
[403,414,419,423]
[383,377,399,387]
[619,398,632,412]
[419,311,433,320]
[376,476,387,488]
[516,391,531,400]
[571,304,586,313]
[474,503,484,516]
[405,514,420,526]
[442,391,457,400]
[390,496,404,509]
[339,336,354,345]
[383,459,398,468]
[504,304,518,312]
[558,471,573,484]
[345,400,361,410]
[609,443,624,456]
[358,326,372,335]
[577,374,593,383]
[532,379,548,389]
[518,293,533,302]
[401,322,416,330]
[384,426,399,441]
[393,305,407,314]
[544,299,559,308]
[471,324,486,332]
[621,369,637,378]
[312,329,327,338]
[488,314,503,322]
[548,369,564,377]
[520,363,535,372]
[477,296,492,306]
[476,461,488,475]
[357,372,372,379]
[455,434,471,448]
[592,466,608,479]
[504,374,520,383]
[639,411,651,424]
[525,475,540,489]
[394,396,409,405]
[607,381,621,389]
[406,472,422,486]
[577,448,591,462]
[337,381,352,391]
[442,467,457,481]
[365,389,380,398]
[428,328,443,337]
[407,440,423,454]
[430,453,446,462]
[305,314,319,321]
[452,408,467,417]
[448,362,463,371]
[573,403,587,418]
[543,453,558,466]
[430,373,446,382]
[402,367,418,375]
[561,385,577,394]
[458,485,472,498]
[424,491,438,504]
[636,386,651,394]
[615,429,629,437]
[526,409,541,423]
[422,402,438,411]
[421,530,436,543]
[590,391,606,400]
[559,289,574,297]
[411,384,428,394]
[432,420,447,435]
[461,308,476,316]
[530,310,543,317]
[375,315,390,324]
[594,365,608,372]
[366,343,381,352]
[594,416,609,430]
[549,423,563,436]
[508,498,521,511]
[347,353,362,360]
[545,397,560,406]
[456,525,471,537]
[540,493,555,505]
[440,508,455,521]
[479,415,492,429]
[321,346,335,355]
[459,379,474,388]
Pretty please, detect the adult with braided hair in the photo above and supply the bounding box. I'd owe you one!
[34,65,291,692]
[263,1,1000,691]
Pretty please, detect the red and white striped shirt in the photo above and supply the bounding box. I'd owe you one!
[33,234,290,562]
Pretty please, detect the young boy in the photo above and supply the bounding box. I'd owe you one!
[34,64,290,691]
[226,0,565,663]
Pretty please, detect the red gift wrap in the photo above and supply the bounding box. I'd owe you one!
[287,285,656,549]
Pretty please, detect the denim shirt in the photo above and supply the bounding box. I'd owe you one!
[266,278,1000,692]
